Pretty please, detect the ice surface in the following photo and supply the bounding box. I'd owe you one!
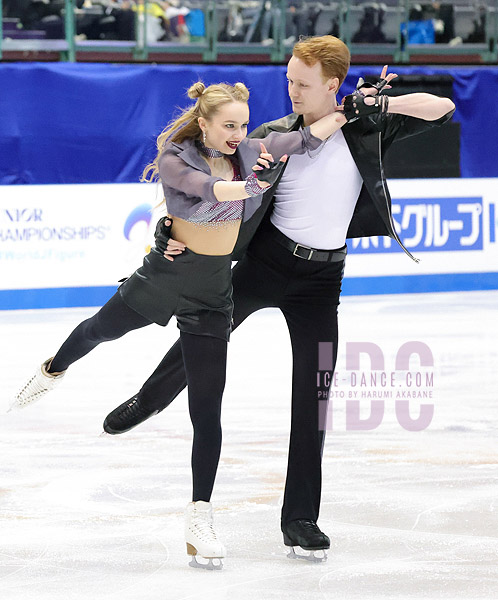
[1,291,497,600]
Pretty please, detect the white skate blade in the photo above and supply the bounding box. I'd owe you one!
[287,546,328,563]
[188,555,223,570]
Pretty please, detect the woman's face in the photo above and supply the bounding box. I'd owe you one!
[199,101,250,155]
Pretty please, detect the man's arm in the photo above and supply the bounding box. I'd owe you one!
[385,93,455,122]
[340,86,455,143]
[381,95,455,144]
[342,62,455,127]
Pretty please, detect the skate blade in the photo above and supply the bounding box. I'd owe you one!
[188,555,223,570]
[287,547,328,563]
[99,431,111,437]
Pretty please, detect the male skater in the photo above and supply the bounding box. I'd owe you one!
[104,36,455,556]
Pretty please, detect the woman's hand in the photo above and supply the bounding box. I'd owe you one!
[361,64,398,97]
[336,65,398,115]
[252,142,288,188]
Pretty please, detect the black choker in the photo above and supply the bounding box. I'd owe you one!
[197,139,224,158]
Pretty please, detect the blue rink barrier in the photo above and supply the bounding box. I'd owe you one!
[342,273,498,296]
[1,63,498,182]
[1,273,497,310]
[0,287,118,310]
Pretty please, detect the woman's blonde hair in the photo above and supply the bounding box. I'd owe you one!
[293,35,350,88]
[142,81,250,182]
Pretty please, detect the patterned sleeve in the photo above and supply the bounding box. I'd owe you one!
[158,150,224,204]
[244,126,322,159]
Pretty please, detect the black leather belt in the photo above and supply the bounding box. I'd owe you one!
[269,224,347,262]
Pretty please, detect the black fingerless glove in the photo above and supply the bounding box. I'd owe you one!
[255,159,287,186]
[244,160,287,197]
[355,76,390,96]
[154,216,173,253]
[342,92,389,123]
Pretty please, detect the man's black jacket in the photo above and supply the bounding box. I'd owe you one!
[231,108,454,262]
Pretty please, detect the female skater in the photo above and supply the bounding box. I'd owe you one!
[10,81,347,568]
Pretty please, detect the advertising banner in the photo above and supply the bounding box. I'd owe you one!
[0,183,165,308]
[344,178,498,295]
[1,179,497,309]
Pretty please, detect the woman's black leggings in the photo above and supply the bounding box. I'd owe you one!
[49,292,227,502]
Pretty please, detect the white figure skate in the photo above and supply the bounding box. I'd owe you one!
[9,358,65,412]
[185,501,226,570]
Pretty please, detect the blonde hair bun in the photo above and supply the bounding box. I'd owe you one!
[188,82,206,99]
[233,82,250,101]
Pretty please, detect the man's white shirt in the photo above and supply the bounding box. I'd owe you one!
[270,128,363,250]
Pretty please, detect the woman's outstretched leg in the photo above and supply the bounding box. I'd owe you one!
[49,293,151,373]
[10,293,152,411]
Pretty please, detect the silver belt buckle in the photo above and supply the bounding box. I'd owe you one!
[293,243,314,260]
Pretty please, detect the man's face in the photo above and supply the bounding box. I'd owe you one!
[286,55,338,116]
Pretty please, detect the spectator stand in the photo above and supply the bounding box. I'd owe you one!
[213,0,287,63]
[1,0,497,63]
[0,0,216,61]
[341,0,404,63]
[1,0,73,60]
[75,0,215,62]
[282,2,342,55]
[72,0,216,62]
[398,0,498,63]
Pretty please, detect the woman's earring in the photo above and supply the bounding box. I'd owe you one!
[203,131,207,144]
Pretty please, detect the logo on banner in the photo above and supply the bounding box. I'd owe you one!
[123,204,153,240]
[123,203,155,253]
[351,197,490,254]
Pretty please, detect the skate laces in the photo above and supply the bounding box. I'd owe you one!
[120,397,148,419]
[122,398,139,416]
[14,366,63,406]
[298,520,325,538]
[15,374,47,405]
[300,519,319,531]
[190,510,218,542]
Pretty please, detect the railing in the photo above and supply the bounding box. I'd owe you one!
[1,0,497,63]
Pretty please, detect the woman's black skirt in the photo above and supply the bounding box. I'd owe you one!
[119,247,233,342]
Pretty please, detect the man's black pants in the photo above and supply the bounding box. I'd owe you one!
[138,219,345,525]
